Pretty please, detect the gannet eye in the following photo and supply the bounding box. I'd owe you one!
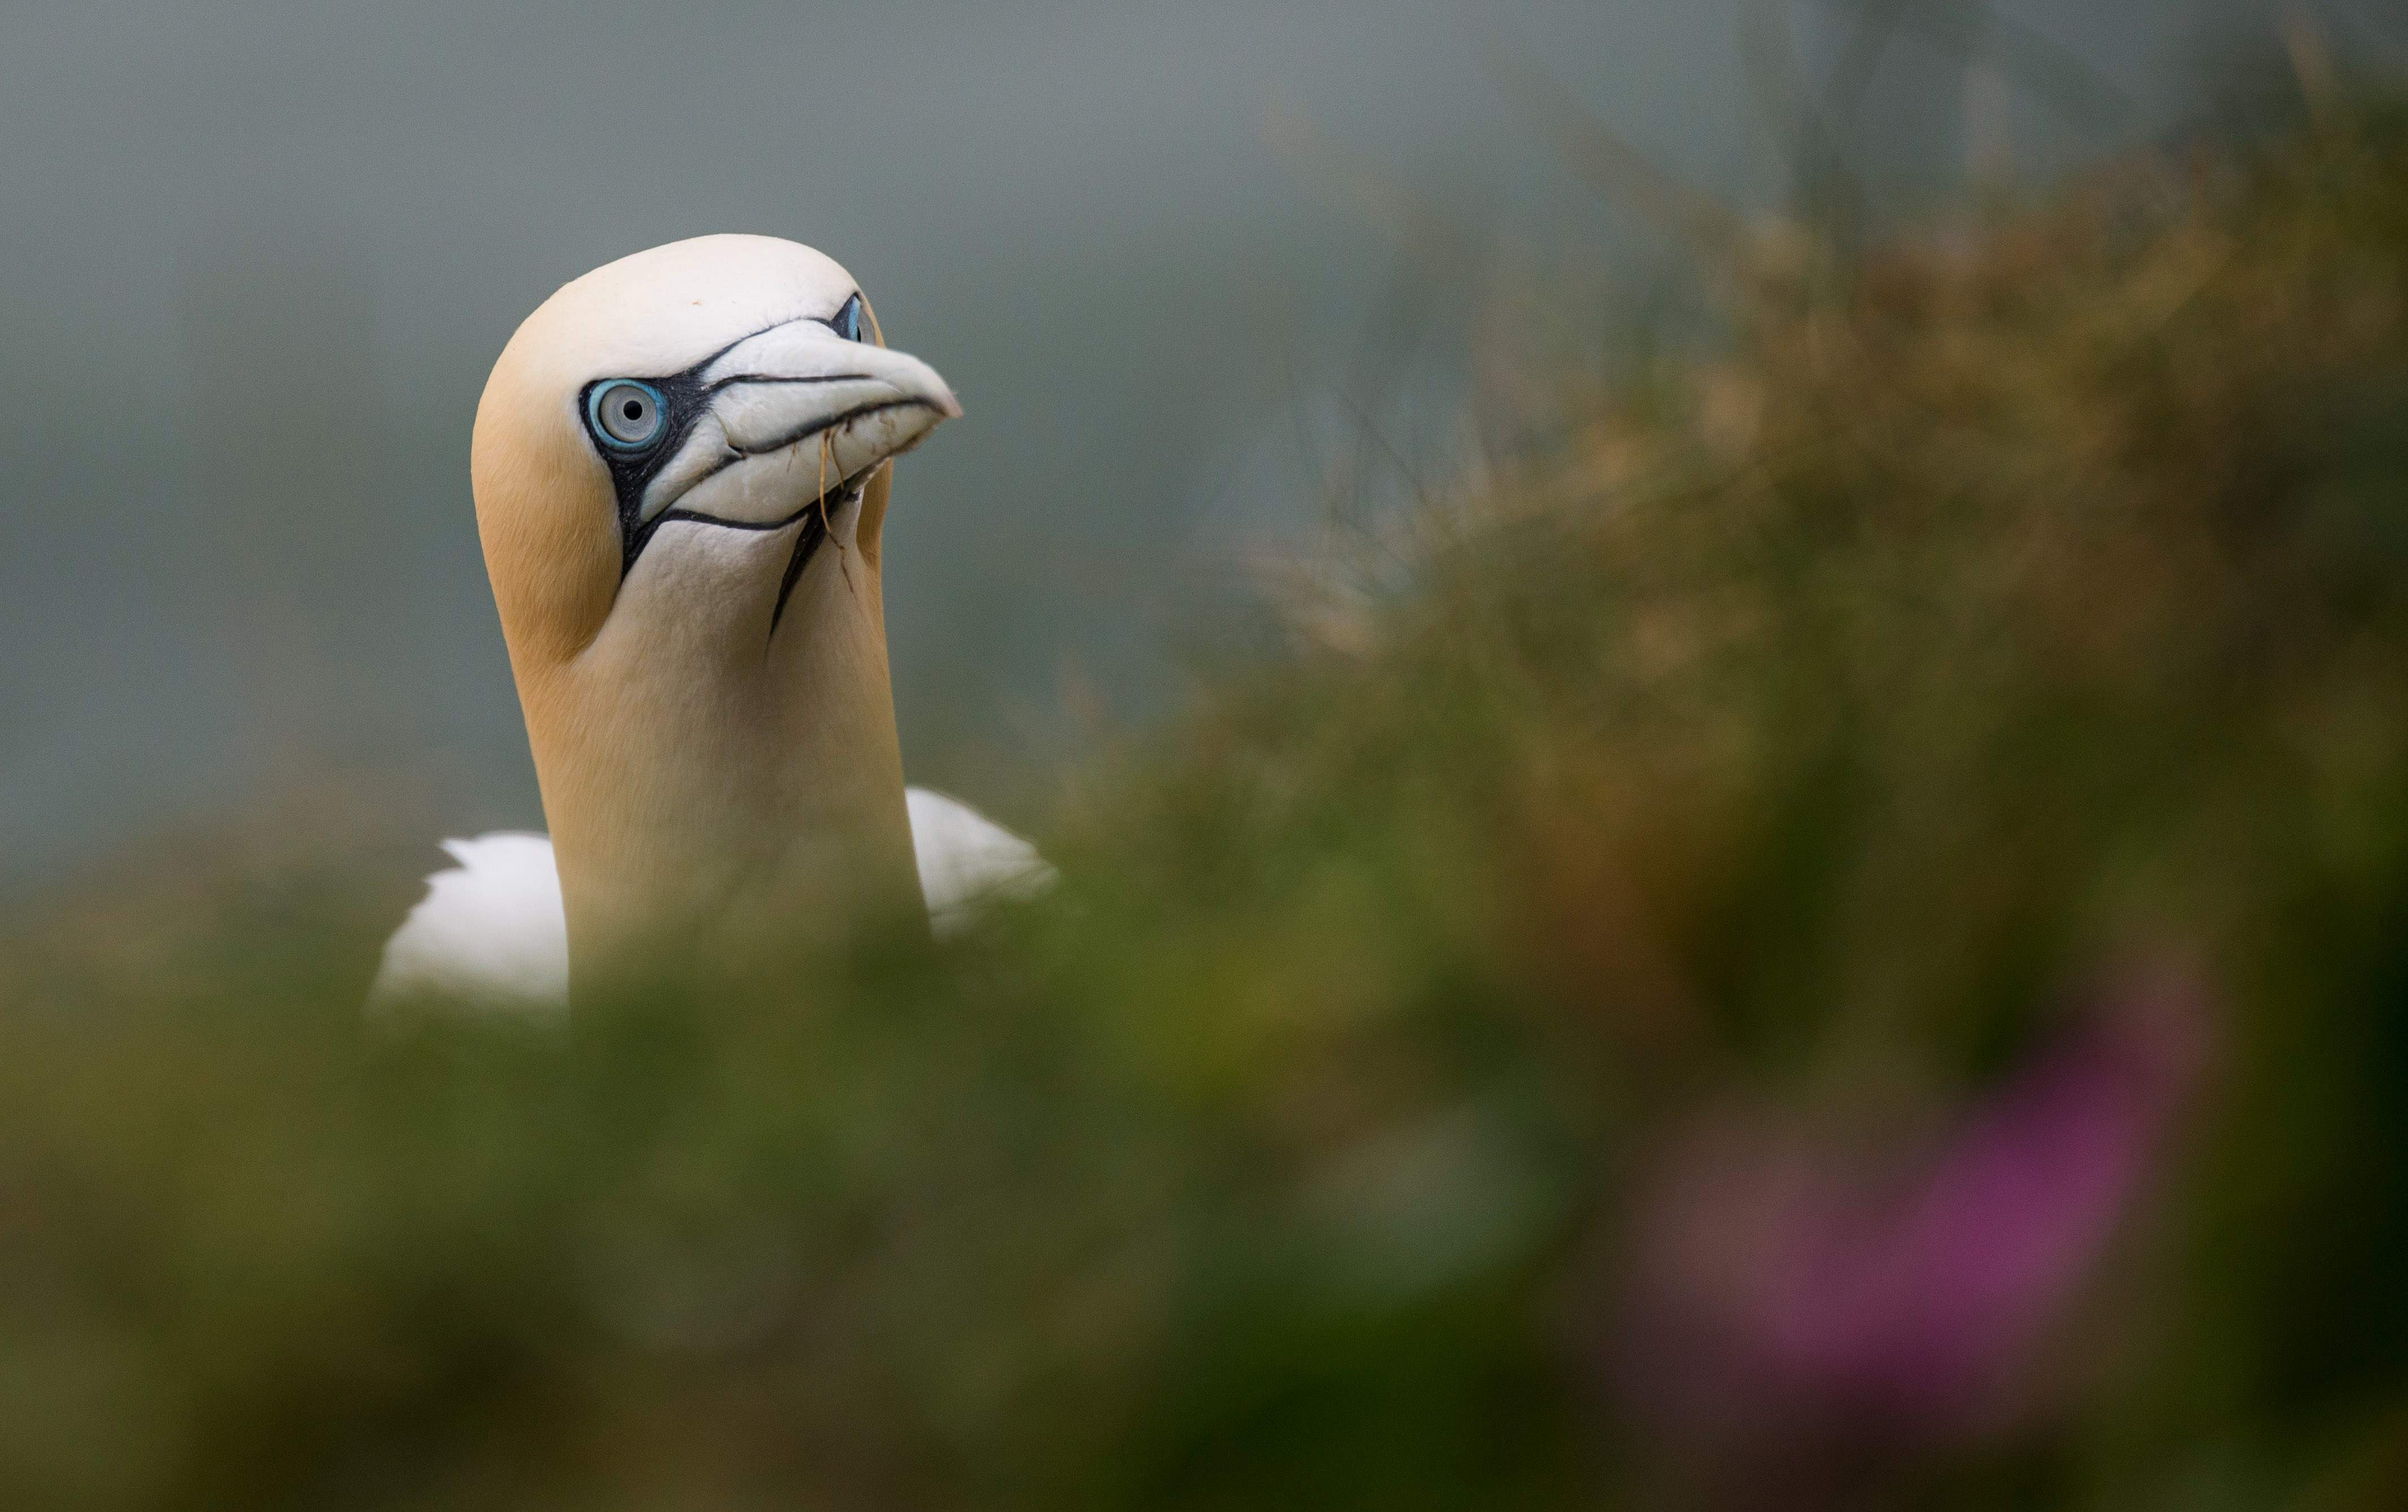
[589,380,665,449]
[829,293,865,343]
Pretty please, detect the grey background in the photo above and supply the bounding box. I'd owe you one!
[0,1,2351,887]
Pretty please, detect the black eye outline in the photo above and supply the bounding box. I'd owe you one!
[827,293,865,343]
[588,379,667,450]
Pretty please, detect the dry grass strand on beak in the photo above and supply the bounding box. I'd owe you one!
[817,425,858,601]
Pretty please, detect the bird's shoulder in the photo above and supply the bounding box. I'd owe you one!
[368,831,569,1013]
[905,787,1054,931]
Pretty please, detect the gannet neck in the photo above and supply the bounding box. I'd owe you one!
[519,471,920,979]
[469,235,954,989]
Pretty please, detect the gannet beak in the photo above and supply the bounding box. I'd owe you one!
[626,318,961,534]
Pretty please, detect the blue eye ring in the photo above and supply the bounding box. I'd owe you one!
[829,293,864,343]
[588,379,666,450]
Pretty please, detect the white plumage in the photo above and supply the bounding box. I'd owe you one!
[371,785,1049,1011]
[372,789,1051,1011]
[371,833,566,1012]
[904,787,1056,932]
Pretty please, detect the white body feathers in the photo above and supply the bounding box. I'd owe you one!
[904,787,1055,932]
[372,788,1050,1011]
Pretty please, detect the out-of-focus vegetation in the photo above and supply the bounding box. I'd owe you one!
[7,97,2408,1511]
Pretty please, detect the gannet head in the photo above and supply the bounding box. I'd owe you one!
[472,234,959,665]
[470,235,958,977]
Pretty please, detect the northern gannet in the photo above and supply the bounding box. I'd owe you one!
[374,236,1047,1010]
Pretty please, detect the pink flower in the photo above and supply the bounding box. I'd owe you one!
[1612,959,2209,1475]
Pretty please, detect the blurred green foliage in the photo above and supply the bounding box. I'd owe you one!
[6,101,2408,1510]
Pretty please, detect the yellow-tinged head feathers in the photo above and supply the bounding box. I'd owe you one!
[471,234,952,669]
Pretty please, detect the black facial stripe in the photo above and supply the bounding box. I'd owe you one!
[648,477,860,640]
[675,398,921,494]
[698,371,872,399]
[578,299,874,584]
[770,494,835,637]
[583,366,713,578]
[613,397,919,577]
